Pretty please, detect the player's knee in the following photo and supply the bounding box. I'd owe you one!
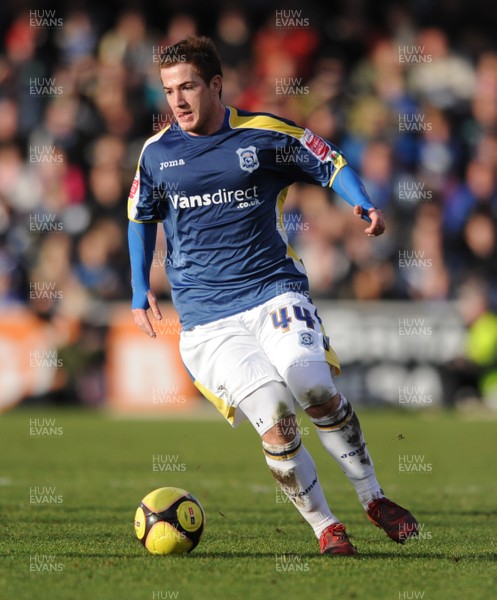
[262,414,298,445]
[285,361,339,415]
[304,392,341,419]
[238,380,296,438]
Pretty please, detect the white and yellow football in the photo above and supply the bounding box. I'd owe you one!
[134,487,205,555]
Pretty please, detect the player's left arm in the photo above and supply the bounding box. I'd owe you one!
[287,127,386,237]
[330,164,386,237]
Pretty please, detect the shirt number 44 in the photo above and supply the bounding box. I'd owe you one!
[270,306,315,333]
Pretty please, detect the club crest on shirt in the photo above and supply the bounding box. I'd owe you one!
[236,146,259,173]
[298,331,315,347]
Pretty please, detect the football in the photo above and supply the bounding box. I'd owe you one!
[134,486,205,555]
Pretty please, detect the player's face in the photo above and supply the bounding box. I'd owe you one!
[161,63,221,135]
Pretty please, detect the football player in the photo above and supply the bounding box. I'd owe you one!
[128,35,418,555]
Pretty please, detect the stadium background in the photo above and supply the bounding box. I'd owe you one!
[1,0,497,413]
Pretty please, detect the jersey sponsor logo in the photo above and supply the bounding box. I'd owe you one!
[159,159,186,170]
[167,185,260,210]
[236,146,260,173]
[301,129,331,162]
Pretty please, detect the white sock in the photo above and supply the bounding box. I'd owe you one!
[311,394,384,509]
[263,436,338,537]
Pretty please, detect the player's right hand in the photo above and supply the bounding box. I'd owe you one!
[132,290,162,338]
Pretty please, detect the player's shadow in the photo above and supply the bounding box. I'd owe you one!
[192,551,341,559]
[194,550,497,561]
[414,509,497,517]
[3,551,497,561]
[360,551,497,561]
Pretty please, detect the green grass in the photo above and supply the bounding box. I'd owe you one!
[0,407,495,600]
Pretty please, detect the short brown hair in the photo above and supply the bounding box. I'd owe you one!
[159,36,223,97]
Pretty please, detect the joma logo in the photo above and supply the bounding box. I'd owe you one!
[160,159,186,170]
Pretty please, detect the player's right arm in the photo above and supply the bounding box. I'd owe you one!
[127,148,164,338]
[128,221,162,338]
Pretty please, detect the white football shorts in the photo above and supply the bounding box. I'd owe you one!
[179,292,340,426]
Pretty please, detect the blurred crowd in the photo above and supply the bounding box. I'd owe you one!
[0,1,496,405]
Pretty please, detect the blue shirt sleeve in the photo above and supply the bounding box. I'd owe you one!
[330,165,375,222]
[273,127,376,221]
[128,149,165,223]
[128,221,157,309]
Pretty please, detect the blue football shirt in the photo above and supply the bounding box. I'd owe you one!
[128,106,348,329]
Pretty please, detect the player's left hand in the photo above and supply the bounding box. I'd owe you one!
[354,205,386,237]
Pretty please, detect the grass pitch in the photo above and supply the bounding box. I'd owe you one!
[0,407,495,600]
